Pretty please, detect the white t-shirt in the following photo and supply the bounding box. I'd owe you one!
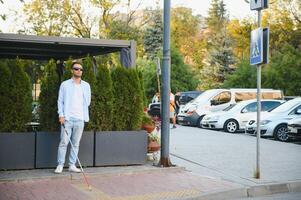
[69,84,84,120]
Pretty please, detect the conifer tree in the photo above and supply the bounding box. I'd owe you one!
[39,60,60,131]
[8,59,32,132]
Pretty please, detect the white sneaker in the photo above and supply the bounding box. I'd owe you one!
[69,165,81,173]
[54,165,63,174]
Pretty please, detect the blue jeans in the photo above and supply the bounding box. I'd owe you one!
[57,117,84,166]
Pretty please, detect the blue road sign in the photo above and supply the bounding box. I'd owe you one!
[250,28,263,65]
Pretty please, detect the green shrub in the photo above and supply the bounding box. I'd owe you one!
[0,60,13,132]
[91,61,114,131]
[39,60,60,131]
[81,57,97,131]
[111,67,144,131]
[0,59,32,132]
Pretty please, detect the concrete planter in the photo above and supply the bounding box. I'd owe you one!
[95,131,147,166]
[0,132,35,170]
[35,131,94,168]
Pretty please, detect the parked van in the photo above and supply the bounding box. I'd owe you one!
[177,88,283,127]
[148,91,202,117]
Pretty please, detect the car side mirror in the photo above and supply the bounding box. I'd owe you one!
[211,99,217,106]
[296,109,301,114]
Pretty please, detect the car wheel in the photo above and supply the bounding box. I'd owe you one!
[273,124,289,142]
[223,119,239,133]
[197,115,205,128]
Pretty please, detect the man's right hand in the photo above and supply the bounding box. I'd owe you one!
[59,117,65,125]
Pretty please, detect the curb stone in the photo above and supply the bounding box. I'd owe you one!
[183,181,301,200]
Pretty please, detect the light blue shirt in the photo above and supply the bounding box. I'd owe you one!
[57,78,91,122]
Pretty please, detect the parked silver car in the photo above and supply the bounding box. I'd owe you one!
[201,99,284,133]
[246,98,301,142]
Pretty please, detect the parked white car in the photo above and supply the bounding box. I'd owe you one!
[287,116,301,139]
[177,88,283,127]
[245,97,301,142]
[201,99,284,133]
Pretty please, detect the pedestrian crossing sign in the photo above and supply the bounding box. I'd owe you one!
[250,28,263,65]
[250,28,269,65]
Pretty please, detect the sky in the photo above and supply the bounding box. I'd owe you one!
[0,0,255,33]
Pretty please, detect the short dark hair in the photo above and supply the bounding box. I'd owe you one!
[71,61,82,69]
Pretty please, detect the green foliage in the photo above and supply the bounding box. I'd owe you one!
[144,9,163,60]
[223,60,257,88]
[262,44,301,96]
[92,63,114,131]
[206,0,227,30]
[0,59,32,132]
[39,60,60,131]
[170,46,199,93]
[63,59,73,81]
[139,46,198,102]
[111,67,143,131]
[81,57,97,130]
[137,70,147,107]
[23,0,71,36]
[0,60,12,132]
[137,58,158,101]
[171,7,200,58]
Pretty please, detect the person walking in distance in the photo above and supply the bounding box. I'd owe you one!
[170,91,177,129]
[54,61,91,173]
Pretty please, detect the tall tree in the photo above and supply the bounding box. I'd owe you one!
[206,0,227,31]
[91,0,121,38]
[23,0,71,36]
[67,0,96,38]
[199,0,235,89]
[222,59,256,88]
[170,7,200,63]
[39,60,60,131]
[143,8,163,60]
[262,44,301,96]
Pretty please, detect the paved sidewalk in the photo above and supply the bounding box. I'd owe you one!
[0,165,242,200]
[1,164,301,200]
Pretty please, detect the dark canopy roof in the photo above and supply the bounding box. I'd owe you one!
[0,33,136,66]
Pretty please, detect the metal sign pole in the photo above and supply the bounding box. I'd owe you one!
[255,9,262,179]
[160,0,172,167]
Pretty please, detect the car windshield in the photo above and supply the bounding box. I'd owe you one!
[270,99,301,113]
[223,104,236,111]
[191,90,221,104]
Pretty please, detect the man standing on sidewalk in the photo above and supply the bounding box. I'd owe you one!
[54,61,91,174]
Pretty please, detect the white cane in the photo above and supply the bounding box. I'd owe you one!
[62,124,92,191]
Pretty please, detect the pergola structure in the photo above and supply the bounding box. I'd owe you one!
[0,33,136,69]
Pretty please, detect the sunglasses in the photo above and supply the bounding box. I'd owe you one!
[73,67,83,71]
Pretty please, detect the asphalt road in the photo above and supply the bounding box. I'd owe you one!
[169,125,301,187]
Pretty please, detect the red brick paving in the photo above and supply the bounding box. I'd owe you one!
[0,170,240,200]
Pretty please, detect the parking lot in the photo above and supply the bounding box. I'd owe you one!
[169,125,301,186]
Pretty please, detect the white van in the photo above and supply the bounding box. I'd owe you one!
[177,88,283,127]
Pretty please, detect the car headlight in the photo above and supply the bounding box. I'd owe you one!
[261,120,271,125]
[203,116,210,120]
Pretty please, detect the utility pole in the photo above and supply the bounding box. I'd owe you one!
[250,0,269,179]
[160,0,172,167]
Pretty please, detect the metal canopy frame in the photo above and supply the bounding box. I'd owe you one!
[0,33,136,67]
